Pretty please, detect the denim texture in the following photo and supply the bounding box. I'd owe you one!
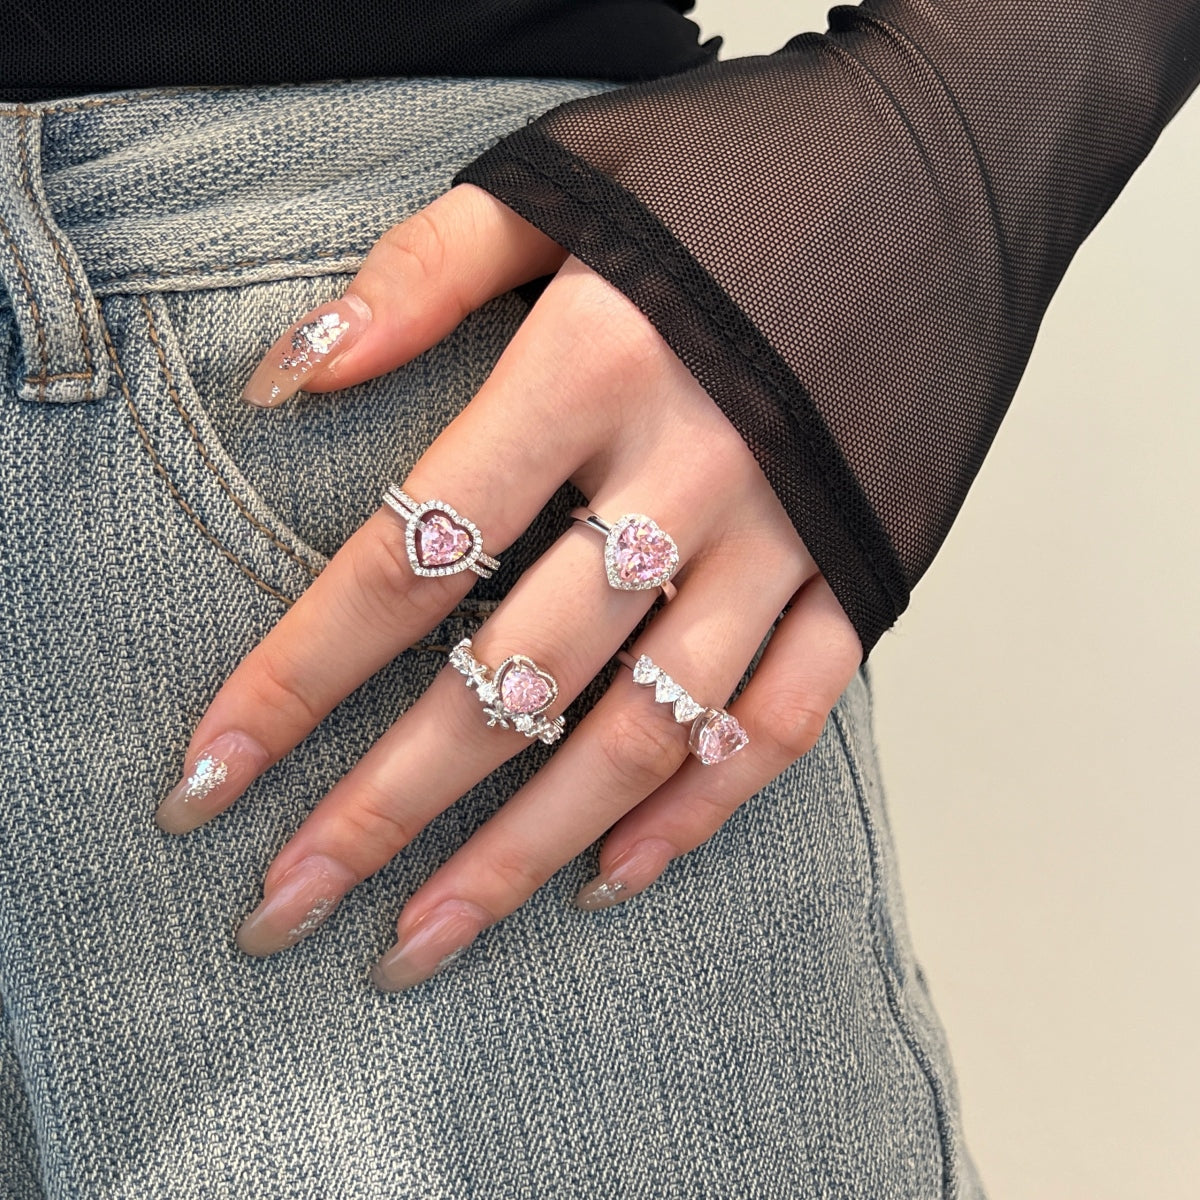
[0,78,984,1198]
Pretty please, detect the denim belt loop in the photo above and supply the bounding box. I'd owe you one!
[0,104,110,404]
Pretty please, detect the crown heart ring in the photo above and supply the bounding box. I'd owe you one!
[448,638,565,745]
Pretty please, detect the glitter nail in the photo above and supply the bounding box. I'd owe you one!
[285,896,337,945]
[181,754,228,803]
[278,311,351,372]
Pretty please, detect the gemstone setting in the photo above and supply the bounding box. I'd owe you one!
[402,499,487,578]
[495,656,557,716]
[447,638,565,745]
[603,514,679,592]
[623,652,748,766]
[416,511,472,568]
[688,710,750,766]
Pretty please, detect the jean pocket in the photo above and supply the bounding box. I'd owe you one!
[100,275,535,608]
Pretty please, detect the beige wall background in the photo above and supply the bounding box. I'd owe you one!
[689,4,1200,1197]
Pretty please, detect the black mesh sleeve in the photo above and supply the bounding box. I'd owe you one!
[453,1,1200,655]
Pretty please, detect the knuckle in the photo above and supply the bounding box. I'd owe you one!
[596,705,688,793]
[379,208,449,289]
[477,843,547,907]
[683,785,744,832]
[560,271,671,383]
[242,644,325,736]
[751,691,830,762]
[340,778,423,855]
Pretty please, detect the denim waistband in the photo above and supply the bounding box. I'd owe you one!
[0,76,614,405]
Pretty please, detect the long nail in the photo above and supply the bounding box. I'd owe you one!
[235,854,357,957]
[156,731,270,834]
[574,839,674,911]
[242,292,372,407]
[370,900,490,993]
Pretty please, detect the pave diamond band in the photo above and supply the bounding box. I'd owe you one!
[570,509,679,600]
[382,486,501,579]
[448,638,565,745]
[617,651,749,766]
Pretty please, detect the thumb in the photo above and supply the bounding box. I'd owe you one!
[241,183,566,407]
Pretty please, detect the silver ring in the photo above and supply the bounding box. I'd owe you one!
[617,651,748,765]
[448,638,565,745]
[382,486,501,580]
[569,508,679,600]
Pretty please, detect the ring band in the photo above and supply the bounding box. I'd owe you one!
[617,651,749,765]
[569,508,679,600]
[382,486,500,580]
[448,638,565,745]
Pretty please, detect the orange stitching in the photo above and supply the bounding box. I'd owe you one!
[0,210,49,400]
[138,295,319,579]
[97,301,296,608]
[17,110,96,401]
[24,370,94,382]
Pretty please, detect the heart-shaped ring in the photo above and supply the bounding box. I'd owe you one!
[620,651,749,765]
[569,509,679,598]
[383,486,501,580]
[448,639,565,744]
[494,655,558,717]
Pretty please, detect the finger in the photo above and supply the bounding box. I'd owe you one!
[241,182,566,407]
[573,576,862,909]
[230,529,657,956]
[359,540,812,990]
[231,435,765,954]
[156,267,710,835]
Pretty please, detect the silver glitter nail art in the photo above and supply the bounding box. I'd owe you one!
[591,879,627,902]
[182,754,228,803]
[285,896,336,945]
[278,311,350,372]
[578,878,629,910]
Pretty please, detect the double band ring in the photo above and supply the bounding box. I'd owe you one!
[383,486,501,579]
[448,638,565,745]
[570,509,679,600]
[618,651,749,765]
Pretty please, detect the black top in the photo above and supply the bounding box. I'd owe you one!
[0,0,717,101]
[6,1,1200,654]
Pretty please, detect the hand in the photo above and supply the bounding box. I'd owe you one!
[154,183,863,990]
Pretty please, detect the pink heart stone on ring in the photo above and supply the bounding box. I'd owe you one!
[416,511,472,568]
[496,657,558,716]
[688,710,750,766]
[604,514,679,591]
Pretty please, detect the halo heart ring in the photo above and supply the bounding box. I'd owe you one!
[382,485,500,580]
[569,509,679,600]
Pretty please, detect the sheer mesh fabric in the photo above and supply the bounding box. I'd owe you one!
[0,0,717,100]
[455,1,1200,654]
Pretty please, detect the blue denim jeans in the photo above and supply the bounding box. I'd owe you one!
[0,78,985,1199]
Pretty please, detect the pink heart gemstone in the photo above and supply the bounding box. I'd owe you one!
[689,711,749,765]
[417,511,471,567]
[611,517,677,587]
[499,661,554,715]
